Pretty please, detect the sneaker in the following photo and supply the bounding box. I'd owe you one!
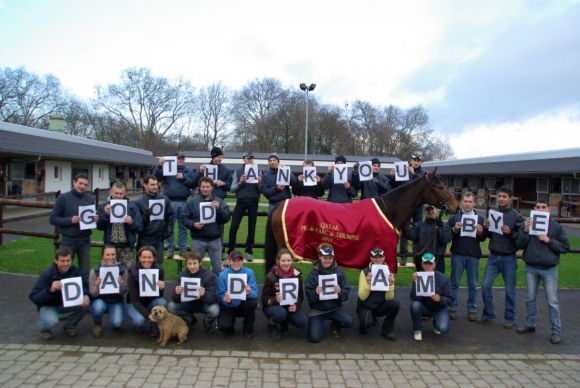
[413,331,423,341]
[516,325,535,334]
[245,253,254,263]
[433,327,441,335]
[63,325,77,338]
[468,312,478,322]
[166,249,175,259]
[331,323,341,339]
[448,310,457,320]
[40,330,53,340]
[92,324,103,339]
[550,334,562,344]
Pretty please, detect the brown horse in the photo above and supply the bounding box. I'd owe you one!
[264,168,459,272]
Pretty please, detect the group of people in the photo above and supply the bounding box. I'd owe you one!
[33,149,569,345]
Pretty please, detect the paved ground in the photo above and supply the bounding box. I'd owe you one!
[0,272,579,386]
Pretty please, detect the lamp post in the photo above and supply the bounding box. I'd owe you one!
[299,83,316,160]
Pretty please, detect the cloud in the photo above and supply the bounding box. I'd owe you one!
[449,107,580,158]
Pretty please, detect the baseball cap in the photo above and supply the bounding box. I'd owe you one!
[370,248,384,257]
[229,250,244,260]
[177,151,186,158]
[242,151,254,159]
[421,252,436,263]
[411,154,422,161]
[319,246,334,256]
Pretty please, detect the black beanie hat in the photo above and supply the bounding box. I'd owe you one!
[210,147,223,159]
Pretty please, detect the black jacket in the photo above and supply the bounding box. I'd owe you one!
[404,218,452,257]
[183,194,231,240]
[352,171,392,199]
[305,260,350,312]
[49,190,95,242]
[487,207,523,255]
[261,266,305,311]
[193,163,232,199]
[134,192,175,240]
[448,211,486,258]
[516,220,569,268]
[322,173,356,203]
[172,267,218,305]
[261,168,297,204]
[29,264,88,309]
[231,166,261,200]
[410,270,452,310]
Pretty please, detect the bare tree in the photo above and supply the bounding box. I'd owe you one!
[196,82,231,149]
[0,66,65,128]
[93,68,195,151]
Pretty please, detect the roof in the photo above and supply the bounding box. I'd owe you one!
[423,148,580,175]
[0,121,157,166]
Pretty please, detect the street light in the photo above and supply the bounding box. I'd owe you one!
[299,83,316,160]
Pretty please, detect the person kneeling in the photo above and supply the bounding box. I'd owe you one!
[29,248,90,339]
[410,253,452,341]
[357,248,400,341]
[168,253,220,332]
[217,251,259,339]
[262,249,307,339]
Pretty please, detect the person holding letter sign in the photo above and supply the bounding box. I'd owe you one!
[261,249,307,339]
[515,201,569,344]
[304,244,352,343]
[447,192,486,321]
[217,251,259,339]
[134,175,175,266]
[261,153,297,214]
[184,177,232,274]
[49,173,98,279]
[154,151,195,259]
[351,157,392,200]
[293,160,325,199]
[29,248,89,340]
[357,248,400,340]
[88,245,128,338]
[480,186,523,328]
[322,155,357,203]
[168,253,220,332]
[228,151,262,262]
[97,180,143,270]
[126,246,167,336]
[193,147,232,200]
[410,253,452,341]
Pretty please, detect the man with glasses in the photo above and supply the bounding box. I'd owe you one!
[228,151,261,262]
[515,201,569,344]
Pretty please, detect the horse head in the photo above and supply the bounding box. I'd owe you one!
[422,168,459,214]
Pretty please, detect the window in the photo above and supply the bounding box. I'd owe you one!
[98,167,104,180]
[562,178,579,194]
[468,176,478,189]
[10,162,25,179]
[536,177,549,193]
[485,177,496,190]
[53,165,61,181]
[453,177,463,189]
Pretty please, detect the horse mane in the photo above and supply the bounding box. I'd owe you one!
[378,175,429,230]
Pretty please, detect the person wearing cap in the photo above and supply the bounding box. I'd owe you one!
[447,191,486,322]
[403,205,451,273]
[410,252,452,341]
[292,160,325,199]
[393,154,427,266]
[228,151,262,262]
[261,153,298,214]
[217,250,259,339]
[261,248,307,339]
[183,177,232,275]
[357,248,400,340]
[322,155,357,203]
[193,147,232,200]
[153,152,195,259]
[304,243,352,343]
[351,157,392,200]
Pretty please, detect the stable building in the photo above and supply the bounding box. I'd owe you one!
[0,121,157,197]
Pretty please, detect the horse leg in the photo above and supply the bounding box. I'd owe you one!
[264,210,278,275]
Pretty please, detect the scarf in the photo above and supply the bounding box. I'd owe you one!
[274,263,295,279]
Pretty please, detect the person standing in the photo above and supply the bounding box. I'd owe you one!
[516,201,569,344]
[153,152,195,259]
[134,175,175,266]
[352,157,392,199]
[193,147,232,200]
[480,186,523,329]
[293,160,325,199]
[322,155,356,203]
[49,173,98,278]
[228,151,261,262]
[447,192,486,321]
[261,153,297,214]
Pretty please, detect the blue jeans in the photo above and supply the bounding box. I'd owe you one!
[263,305,307,329]
[168,301,220,322]
[166,200,188,252]
[482,254,517,324]
[450,255,480,312]
[37,305,86,332]
[524,265,561,335]
[90,299,125,328]
[126,298,167,329]
[191,238,223,274]
[410,301,450,333]
[308,308,352,343]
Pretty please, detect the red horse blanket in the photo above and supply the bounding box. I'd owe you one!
[281,197,399,272]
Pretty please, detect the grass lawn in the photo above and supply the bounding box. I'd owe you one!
[1,215,578,288]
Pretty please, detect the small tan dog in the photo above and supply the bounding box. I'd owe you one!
[150,305,189,346]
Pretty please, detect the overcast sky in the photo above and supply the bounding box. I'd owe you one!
[1,0,579,159]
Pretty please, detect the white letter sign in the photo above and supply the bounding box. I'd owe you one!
[303,167,317,187]
[149,199,165,221]
[139,269,159,297]
[279,278,299,306]
[394,162,410,181]
[529,211,550,236]
[79,205,97,230]
[163,156,177,176]
[358,161,373,182]
[318,274,338,300]
[276,166,291,186]
[228,273,247,301]
[244,164,259,184]
[488,210,504,234]
[181,277,201,302]
[99,266,120,295]
[460,214,478,238]
[205,164,218,181]
[416,272,435,297]
[333,164,348,184]
[109,199,128,224]
[200,202,216,224]
[61,277,84,307]
[371,265,390,291]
